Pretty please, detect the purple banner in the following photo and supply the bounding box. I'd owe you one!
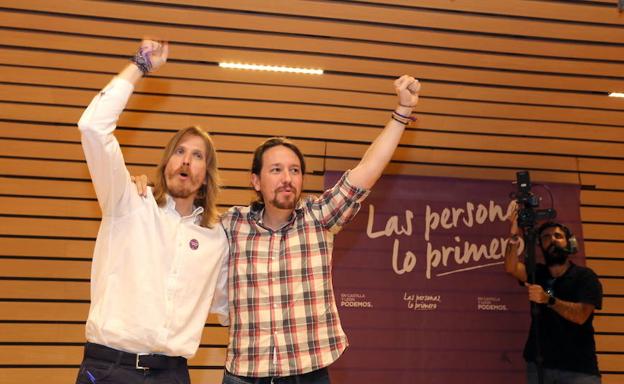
[326,173,583,384]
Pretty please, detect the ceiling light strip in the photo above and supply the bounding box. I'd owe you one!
[219,62,323,75]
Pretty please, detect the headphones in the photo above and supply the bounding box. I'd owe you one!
[537,221,578,255]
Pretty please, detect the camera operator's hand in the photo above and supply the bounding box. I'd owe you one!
[508,200,521,238]
[525,282,549,304]
[505,200,527,282]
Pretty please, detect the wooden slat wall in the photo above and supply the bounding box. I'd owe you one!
[0,0,622,382]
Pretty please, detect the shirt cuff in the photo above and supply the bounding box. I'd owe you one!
[341,170,371,203]
[107,76,135,95]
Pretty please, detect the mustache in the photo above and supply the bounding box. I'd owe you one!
[547,244,566,254]
[175,165,192,177]
[275,183,296,193]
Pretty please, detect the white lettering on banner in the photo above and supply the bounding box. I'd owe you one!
[392,239,417,275]
[403,292,441,311]
[425,236,511,279]
[340,292,373,309]
[367,205,413,239]
[424,201,509,241]
[365,201,524,279]
[477,296,508,311]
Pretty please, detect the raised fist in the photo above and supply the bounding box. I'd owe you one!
[394,75,420,107]
[134,38,169,73]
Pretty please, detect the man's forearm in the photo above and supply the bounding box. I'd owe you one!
[349,112,408,189]
[504,239,519,273]
[347,75,419,190]
[504,237,527,281]
[550,299,594,325]
[117,63,144,85]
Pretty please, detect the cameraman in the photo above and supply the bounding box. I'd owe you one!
[505,201,603,384]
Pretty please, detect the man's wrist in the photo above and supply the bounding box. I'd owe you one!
[547,294,557,307]
[131,47,153,76]
[395,104,414,115]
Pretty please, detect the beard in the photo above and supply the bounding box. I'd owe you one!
[543,244,569,266]
[168,183,194,199]
[269,184,299,210]
[166,166,201,199]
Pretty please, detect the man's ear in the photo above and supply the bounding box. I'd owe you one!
[251,173,261,192]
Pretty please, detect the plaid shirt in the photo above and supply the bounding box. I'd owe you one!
[221,172,369,377]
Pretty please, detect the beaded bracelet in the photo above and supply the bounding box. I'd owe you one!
[131,47,153,75]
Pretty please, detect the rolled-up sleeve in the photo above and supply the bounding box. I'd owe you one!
[312,170,370,234]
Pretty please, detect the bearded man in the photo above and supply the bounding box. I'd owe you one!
[75,39,228,384]
[505,202,603,384]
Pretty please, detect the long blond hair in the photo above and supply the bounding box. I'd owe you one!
[153,126,220,228]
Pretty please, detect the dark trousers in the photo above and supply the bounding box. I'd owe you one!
[222,368,330,384]
[75,343,190,384]
[527,362,601,384]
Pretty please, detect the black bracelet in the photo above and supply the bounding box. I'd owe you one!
[391,115,408,125]
[392,111,413,124]
[393,110,416,121]
[131,48,152,75]
[399,102,415,108]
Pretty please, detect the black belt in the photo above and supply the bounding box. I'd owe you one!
[225,367,329,383]
[84,342,187,370]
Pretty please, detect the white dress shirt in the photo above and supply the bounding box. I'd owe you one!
[78,77,229,358]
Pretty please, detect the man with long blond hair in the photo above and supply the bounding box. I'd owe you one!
[75,39,228,384]
[152,125,221,228]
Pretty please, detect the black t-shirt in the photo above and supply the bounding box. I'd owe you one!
[523,262,603,376]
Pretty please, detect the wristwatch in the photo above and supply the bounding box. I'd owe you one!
[547,294,556,307]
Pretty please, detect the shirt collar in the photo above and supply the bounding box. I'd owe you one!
[165,194,204,222]
[250,201,303,229]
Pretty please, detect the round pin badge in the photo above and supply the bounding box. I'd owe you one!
[189,239,199,250]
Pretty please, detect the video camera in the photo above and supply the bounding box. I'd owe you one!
[513,171,556,229]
